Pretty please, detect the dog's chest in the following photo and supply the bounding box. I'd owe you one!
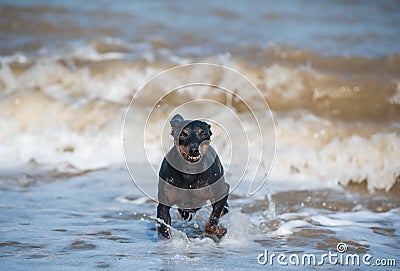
[179,173,209,189]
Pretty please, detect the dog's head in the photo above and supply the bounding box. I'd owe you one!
[170,114,212,163]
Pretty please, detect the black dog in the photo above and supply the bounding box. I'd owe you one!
[157,114,229,239]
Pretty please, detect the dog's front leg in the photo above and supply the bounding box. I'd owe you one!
[157,203,171,239]
[205,194,229,238]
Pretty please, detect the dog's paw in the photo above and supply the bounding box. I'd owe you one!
[157,221,171,239]
[205,224,227,239]
[158,227,171,239]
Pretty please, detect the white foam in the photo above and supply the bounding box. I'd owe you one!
[0,54,399,192]
[269,112,400,192]
[273,220,310,236]
[311,215,354,227]
[37,40,125,62]
[0,63,17,93]
[221,209,252,247]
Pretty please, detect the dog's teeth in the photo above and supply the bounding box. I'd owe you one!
[187,155,200,162]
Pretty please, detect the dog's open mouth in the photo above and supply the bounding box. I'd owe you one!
[186,154,201,162]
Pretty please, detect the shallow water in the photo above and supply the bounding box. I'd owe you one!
[0,167,398,270]
[0,1,399,270]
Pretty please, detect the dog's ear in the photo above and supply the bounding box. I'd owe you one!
[208,124,212,136]
[170,114,184,136]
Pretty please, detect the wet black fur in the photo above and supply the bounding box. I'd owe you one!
[157,115,229,239]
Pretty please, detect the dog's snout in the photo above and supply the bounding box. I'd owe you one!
[189,148,200,156]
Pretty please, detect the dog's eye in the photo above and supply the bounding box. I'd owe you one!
[198,128,208,139]
[179,130,188,138]
[199,132,208,139]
